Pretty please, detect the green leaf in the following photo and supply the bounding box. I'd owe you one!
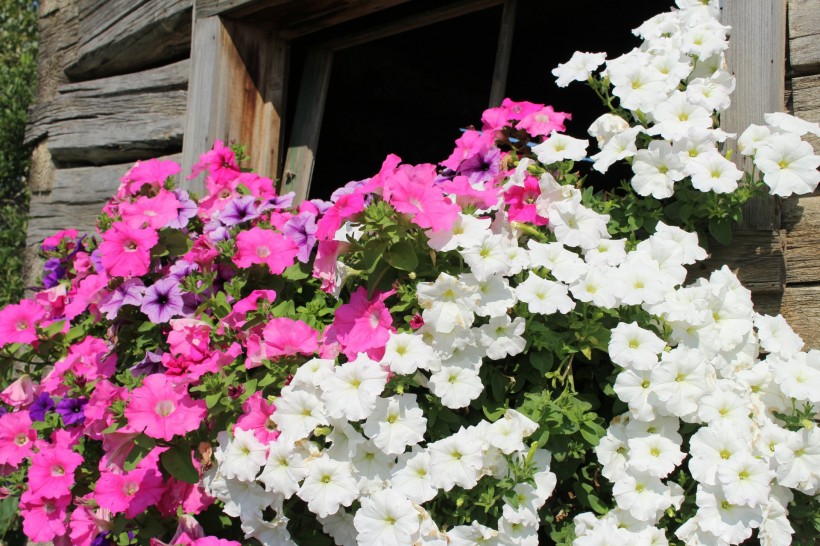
[579,420,606,447]
[385,241,419,272]
[210,291,232,319]
[282,262,310,281]
[160,444,199,484]
[205,392,222,409]
[708,218,733,246]
[159,228,192,256]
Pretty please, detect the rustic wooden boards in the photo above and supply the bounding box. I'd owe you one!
[788,0,820,76]
[66,0,192,80]
[25,60,189,165]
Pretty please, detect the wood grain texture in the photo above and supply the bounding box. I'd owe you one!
[788,0,820,76]
[25,60,189,165]
[26,155,181,246]
[182,17,287,193]
[689,230,786,296]
[781,194,820,284]
[65,0,192,80]
[782,285,820,349]
[787,73,820,153]
[722,1,787,231]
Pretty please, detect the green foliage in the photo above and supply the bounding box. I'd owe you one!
[0,0,38,307]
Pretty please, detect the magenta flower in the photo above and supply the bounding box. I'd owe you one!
[0,299,45,346]
[385,175,460,232]
[120,189,182,230]
[99,222,158,278]
[282,211,318,262]
[19,490,71,543]
[504,175,550,226]
[124,374,206,441]
[315,193,365,241]
[94,451,166,517]
[27,443,84,499]
[141,277,184,323]
[331,287,396,359]
[516,104,572,137]
[263,317,319,358]
[233,227,299,274]
[119,158,181,196]
[234,392,279,444]
[0,411,36,466]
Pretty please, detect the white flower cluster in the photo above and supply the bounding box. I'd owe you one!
[553,0,820,200]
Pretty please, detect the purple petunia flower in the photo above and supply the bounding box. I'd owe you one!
[459,146,502,186]
[130,350,165,377]
[29,392,54,422]
[42,258,67,289]
[140,277,184,323]
[219,195,259,226]
[282,212,318,263]
[55,397,88,426]
[98,278,146,320]
[167,189,198,229]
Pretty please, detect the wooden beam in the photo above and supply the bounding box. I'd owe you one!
[788,0,820,76]
[182,16,287,194]
[196,0,287,19]
[67,0,192,80]
[721,0,787,231]
[316,0,503,51]
[279,48,334,201]
[489,0,517,107]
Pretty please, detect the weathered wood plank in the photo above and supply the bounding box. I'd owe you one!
[26,155,182,246]
[781,194,820,284]
[489,0,517,107]
[781,285,820,349]
[65,0,192,80]
[197,0,410,37]
[788,0,820,76]
[689,231,785,296]
[25,60,189,165]
[280,48,334,201]
[722,1,787,231]
[787,73,820,153]
[182,17,287,193]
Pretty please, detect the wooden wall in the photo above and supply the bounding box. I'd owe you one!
[22,0,820,347]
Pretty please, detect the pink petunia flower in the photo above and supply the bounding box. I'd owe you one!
[124,374,206,441]
[68,499,112,546]
[41,337,117,396]
[233,227,299,275]
[385,173,460,232]
[120,189,183,230]
[262,317,319,358]
[167,319,212,362]
[0,374,36,408]
[314,193,365,241]
[19,490,71,543]
[64,273,109,320]
[516,105,572,137]
[119,158,181,197]
[94,449,165,517]
[27,443,84,499]
[188,140,240,193]
[99,222,158,278]
[331,287,396,359]
[0,299,45,346]
[504,175,550,226]
[234,392,279,444]
[0,412,36,467]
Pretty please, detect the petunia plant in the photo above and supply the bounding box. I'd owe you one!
[0,1,819,545]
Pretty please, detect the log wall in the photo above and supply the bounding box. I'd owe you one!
[21,0,820,348]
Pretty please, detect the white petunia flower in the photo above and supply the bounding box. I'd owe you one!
[588,113,631,147]
[648,91,713,140]
[549,200,610,250]
[487,409,538,455]
[595,420,630,482]
[686,151,742,193]
[258,439,308,498]
[737,124,772,156]
[612,471,674,522]
[466,273,516,318]
[478,315,526,360]
[218,428,268,482]
[652,221,707,264]
[552,51,607,87]
[773,427,820,494]
[320,354,389,421]
[614,369,656,422]
[390,449,437,504]
[416,272,480,333]
[516,272,575,315]
[381,332,439,375]
[651,347,713,420]
[363,394,427,455]
[569,267,619,309]
[631,140,686,199]
[770,350,820,404]
[428,429,484,491]
[716,451,775,508]
[695,483,763,544]
[609,322,666,371]
[426,213,491,252]
[271,387,329,442]
[754,314,804,358]
[610,64,670,113]
[290,358,335,395]
[354,489,421,546]
[532,132,589,165]
[297,455,359,518]
[627,433,686,478]
[351,440,396,494]
[754,133,820,196]
[527,240,587,284]
[591,126,643,173]
[764,112,820,137]
[429,365,484,409]
[688,423,749,486]
[326,417,367,460]
[583,237,627,267]
[319,510,358,546]
[460,233,514,281]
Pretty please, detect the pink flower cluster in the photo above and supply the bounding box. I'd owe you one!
[0,100,571,543]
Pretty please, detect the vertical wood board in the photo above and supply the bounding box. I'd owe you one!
[489,0,517,107]
[788,0,820,75]
[182,16,287,193]
[722,0,787,231]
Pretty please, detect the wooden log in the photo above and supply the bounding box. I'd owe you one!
[25,155,181,246]
[787,73,820,153]
[25,60,189,165]
[65,0,192,80]
[182,17,286,193]
[688,231,786,297]
[788,0,820,76]
[781,194,820,285]
[782,285,820,349]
